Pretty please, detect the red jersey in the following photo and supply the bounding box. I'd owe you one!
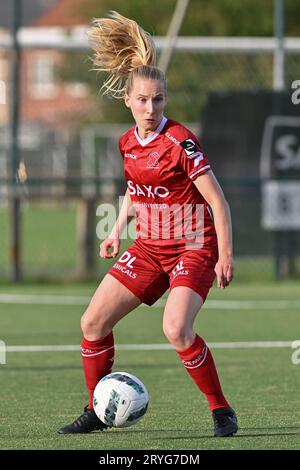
[118,117,217,250]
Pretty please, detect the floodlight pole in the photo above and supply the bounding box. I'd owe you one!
[158,0,190,74]
[10,0,22,282]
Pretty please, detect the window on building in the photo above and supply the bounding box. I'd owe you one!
[65,82,89,98]
[29,56,58,99]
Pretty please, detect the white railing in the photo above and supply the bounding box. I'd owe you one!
[0,27,300,52]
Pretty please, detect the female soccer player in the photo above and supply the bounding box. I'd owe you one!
[58,11,238,437]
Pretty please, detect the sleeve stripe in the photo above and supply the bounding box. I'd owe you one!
[189,165,211,179]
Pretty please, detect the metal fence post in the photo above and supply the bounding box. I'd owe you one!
[77,198,96,278]
[10,0,22,282]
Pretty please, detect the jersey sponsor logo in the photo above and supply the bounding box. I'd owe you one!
[118,251,136,267]
[166,131,181,146]
[81,348,96,354]
[113,263,137,279]
[134,201,167,209]
[172,260,189,278]
[124,153,137,160]
[147,151,160,169]
[113,251,137,279]
[182,345,208,369]
[127,180,169,198]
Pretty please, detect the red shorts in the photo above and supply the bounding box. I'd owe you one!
[107,239,218,306]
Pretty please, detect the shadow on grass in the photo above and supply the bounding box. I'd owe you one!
[149,430,300,440]
[105,426,300,440]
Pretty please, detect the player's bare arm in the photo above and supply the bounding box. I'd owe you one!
[193,170,234,289]
[99,189,133,259]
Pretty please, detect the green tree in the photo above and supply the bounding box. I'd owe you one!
[81,0,300,36]
[60,0,300,123]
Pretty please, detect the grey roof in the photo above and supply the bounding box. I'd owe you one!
[0,0,59,28]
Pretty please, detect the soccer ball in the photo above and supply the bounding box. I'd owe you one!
[93,372,149,428]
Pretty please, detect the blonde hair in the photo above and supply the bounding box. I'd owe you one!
[87,11,166,99]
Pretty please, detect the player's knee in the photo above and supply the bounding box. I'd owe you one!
[80,314,95,337]
[163,321,190,347]
[80,309,108,338]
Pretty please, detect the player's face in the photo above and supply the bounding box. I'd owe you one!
[125,77,166,138]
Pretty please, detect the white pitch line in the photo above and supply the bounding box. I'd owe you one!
[0,293,300,310]
[153,299,300,309]
[4,341,294,353]
[0,293,90,305]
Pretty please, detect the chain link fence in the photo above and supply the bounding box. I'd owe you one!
[0,46,299,282]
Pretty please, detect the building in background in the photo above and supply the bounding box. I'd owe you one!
[0,0,101,200]
[0,28,9,126]
[0,0,96,130]
[22,0,96,129]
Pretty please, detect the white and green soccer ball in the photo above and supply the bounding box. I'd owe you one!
[93,372,149,428]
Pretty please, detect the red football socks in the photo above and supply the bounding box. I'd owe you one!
[176,334,229,411]
[81,332,115,408]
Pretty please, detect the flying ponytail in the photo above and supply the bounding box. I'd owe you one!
[87,11,166,99]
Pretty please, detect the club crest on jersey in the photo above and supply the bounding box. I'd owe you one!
[147,151,160,169]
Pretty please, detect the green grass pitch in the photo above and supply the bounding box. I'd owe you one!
[0,282,299,450]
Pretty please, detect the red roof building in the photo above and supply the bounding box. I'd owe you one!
[19,0,96,129]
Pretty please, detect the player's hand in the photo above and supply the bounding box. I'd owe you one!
[214,255,234,289]
[99,237,120,259]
